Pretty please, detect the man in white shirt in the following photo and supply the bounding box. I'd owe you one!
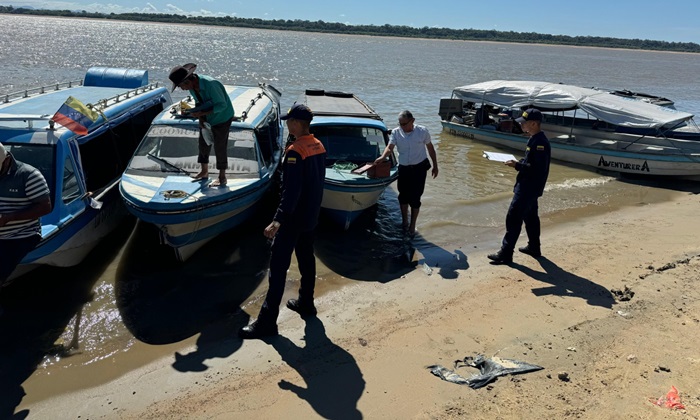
[375,110,438,236]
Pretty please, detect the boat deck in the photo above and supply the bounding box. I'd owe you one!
[301,89,381,120]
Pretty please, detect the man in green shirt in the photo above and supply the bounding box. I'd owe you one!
[169,63,234,187]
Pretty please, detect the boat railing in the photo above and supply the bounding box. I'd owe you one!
[89,82,162,112]
[1,82,164,129]
[2,80,162,110]
[2,79,84,103]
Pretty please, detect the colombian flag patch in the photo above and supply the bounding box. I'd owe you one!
[287,157,297,164]
[537,145,545,150]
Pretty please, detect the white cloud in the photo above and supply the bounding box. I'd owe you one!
[165,3,185,13]
[5,0,236,17]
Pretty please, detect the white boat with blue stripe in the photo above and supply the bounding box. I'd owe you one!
[119,84,284,261]
[299,90,398,230]
[440,80,700,180]
[1,67,172,280]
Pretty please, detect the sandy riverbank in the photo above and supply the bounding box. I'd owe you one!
[18,191,700,419]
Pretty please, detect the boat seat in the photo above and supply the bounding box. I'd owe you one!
[554,134,575,143]
[597,140,618,149]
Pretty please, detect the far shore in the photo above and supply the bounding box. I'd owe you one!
[3,13,697,55]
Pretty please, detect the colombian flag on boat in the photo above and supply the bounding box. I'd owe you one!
[52,96,99,135]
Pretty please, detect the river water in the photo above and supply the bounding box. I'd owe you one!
[1,14,700,410]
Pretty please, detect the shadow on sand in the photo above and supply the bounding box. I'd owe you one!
[171,312,251,373]
[114,215,271,346]
[410,232,469,280]
[0,218,136,419]
[512,256,615,309]
[264,317,364,419]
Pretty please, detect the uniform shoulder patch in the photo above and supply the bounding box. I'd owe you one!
[287,157,297,164]
[536,145,545,150]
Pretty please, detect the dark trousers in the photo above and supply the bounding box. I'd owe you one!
[198,117,233,170]
[501,192,540,254]
[258,226,316,325]
[397,159,429,209]
[0,235,41,283]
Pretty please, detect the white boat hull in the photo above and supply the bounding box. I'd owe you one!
[322,186,387,230]
[442,121,700,179]
[154,200,257,261]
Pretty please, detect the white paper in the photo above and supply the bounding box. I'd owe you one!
[483,151,517,162]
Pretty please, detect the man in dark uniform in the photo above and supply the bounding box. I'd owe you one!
[488,108,551,264]
[240,103,326,339]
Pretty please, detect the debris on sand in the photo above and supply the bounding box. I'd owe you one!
[610,285,635,302]
[649,386,685,410]
[428,354,543,389]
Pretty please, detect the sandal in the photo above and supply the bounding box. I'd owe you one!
[191,172,209,181]
[209,177,227,188]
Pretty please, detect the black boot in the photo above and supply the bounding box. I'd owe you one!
[518,244,542,258]
[487,249,513,264]
[239,319,278,339]
[286,299,317,318]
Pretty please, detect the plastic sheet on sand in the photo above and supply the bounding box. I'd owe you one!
[428,354,544,389]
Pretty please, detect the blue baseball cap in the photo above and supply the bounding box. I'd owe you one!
[281,103,313,121]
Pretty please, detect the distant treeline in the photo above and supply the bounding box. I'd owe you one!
[3,6,700,53]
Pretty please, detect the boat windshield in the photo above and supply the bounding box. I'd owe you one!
[3,143,55,190]
[127,125,260,176]
[311,125,384,165]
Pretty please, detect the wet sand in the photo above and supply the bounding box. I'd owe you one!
[12,188,700,419]
[5,181,699,418]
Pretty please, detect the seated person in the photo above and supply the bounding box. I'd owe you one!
[474,105,495,127]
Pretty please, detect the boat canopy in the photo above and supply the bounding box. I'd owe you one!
[451,80,694,129]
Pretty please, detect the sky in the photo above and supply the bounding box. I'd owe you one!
[4,0,700,44]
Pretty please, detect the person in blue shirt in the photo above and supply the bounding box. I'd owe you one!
[240,104,326,339]
[488,108,551,264]
[169,63,234,187]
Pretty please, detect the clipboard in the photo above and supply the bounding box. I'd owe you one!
[483,151,516,162]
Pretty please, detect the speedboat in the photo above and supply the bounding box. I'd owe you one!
[1,67,172,280]
[297,89,399,229]
[119,83,284,261]
[439,80,700,179]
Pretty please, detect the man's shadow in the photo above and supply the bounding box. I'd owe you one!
[172,311,250,372]
[266,317,364,419]
[410,231,469,279]
[512,257,615,309]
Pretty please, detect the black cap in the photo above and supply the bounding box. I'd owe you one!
[281,103,313,121]
[515,108,542,123]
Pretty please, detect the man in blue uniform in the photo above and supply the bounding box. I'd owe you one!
[240,103,326,339]
[488,108,551,264]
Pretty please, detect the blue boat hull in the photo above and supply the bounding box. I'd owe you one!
[1,67,171,280]
[121,175,272,261]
